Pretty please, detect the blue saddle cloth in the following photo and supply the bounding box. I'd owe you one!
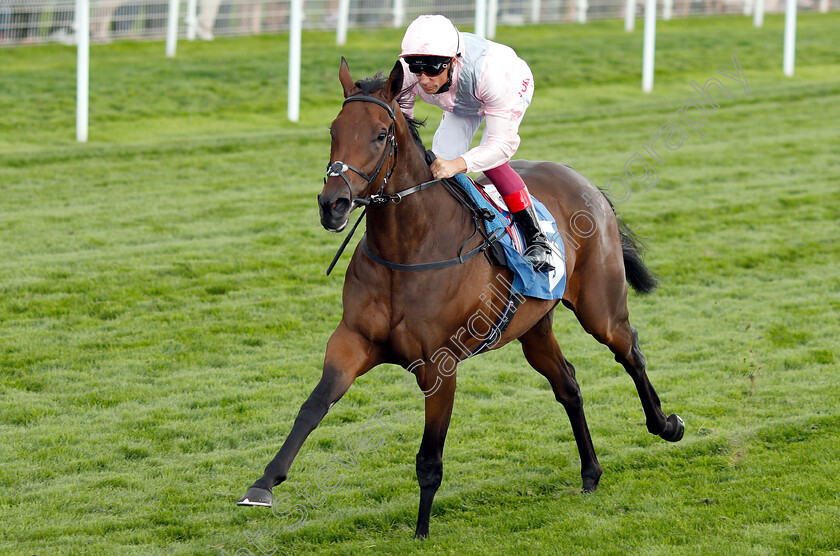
[453,173,566,301]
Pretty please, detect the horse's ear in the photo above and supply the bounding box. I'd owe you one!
[339,56,359,98]
[384,60,404,102]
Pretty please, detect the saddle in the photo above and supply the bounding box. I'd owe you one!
[427,151,568,303]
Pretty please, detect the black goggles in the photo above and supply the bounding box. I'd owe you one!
[405,56,451,77]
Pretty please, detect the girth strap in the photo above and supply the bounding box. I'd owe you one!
[467,289,523,358]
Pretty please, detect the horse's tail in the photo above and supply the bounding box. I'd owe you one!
[599,190,659,295]
[619,218,658,294]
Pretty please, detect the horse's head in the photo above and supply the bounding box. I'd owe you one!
[318,58,404,232]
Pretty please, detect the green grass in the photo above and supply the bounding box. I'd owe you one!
[2,13,839,555]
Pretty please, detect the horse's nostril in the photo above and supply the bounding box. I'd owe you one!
[331,198,351,214]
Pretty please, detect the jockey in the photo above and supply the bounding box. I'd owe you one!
[398,14,554,271]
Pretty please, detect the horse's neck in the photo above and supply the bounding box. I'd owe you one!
[365,147,471,263]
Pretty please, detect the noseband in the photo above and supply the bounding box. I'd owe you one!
[326,96,398,207]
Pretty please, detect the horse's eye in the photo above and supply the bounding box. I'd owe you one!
[376,131,387,142]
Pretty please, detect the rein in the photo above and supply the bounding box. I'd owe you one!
[325,95,498,275]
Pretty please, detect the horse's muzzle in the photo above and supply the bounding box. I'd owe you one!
[318,191,352,232]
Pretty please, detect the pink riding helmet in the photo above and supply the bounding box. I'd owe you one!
[400,15,461,58]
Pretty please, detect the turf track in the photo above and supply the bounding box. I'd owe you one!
[1,13,839,555]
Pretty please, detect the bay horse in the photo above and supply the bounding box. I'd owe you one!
[238,58,684,538]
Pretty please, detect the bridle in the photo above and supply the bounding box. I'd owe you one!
[326,95,444,207]
[325,95,399,207]
[324,94,499,276]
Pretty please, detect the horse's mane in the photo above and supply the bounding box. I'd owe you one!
[355,73,427,154]
[355,73,387,96]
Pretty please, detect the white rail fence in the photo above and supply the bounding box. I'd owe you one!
[0,0,834,46]
[5,0,832,139]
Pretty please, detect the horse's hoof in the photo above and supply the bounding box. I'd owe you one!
[582,468,602,492]
[414,532,429,540]
[237,486,273,507]
[582,479,599,493]
[660,414,685,443]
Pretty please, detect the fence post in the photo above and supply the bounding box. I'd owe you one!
[625,0,635,31]
[165,0,179,57]
[186,0,197,39]
[530,0,540,23]
[783,0,796,77]
[76,0,89,142]
[642,0,656,92]
[753,0,764,26]
[289,0,302,121]
[336,0,350,44]
[393,0,404,27]
[475,0,487,37]
[575,0,588,23]
[487,0,498,38]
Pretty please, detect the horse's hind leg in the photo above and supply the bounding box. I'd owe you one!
[520,312,602,491]
[570,280,684,442]
[238,322,383,506]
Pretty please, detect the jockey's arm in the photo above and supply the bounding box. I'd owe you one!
[460,65,524,174]
[433,111,517,178]
[460,112,521,174]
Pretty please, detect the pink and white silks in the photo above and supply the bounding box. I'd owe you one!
[400,31,536,212]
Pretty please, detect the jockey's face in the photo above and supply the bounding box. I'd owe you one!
[416,58,455,95]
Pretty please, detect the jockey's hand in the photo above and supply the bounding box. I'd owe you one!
[430,157,468,180]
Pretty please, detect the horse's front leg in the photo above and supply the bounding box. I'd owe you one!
[238,322,383,506]
[413,367,457,539]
